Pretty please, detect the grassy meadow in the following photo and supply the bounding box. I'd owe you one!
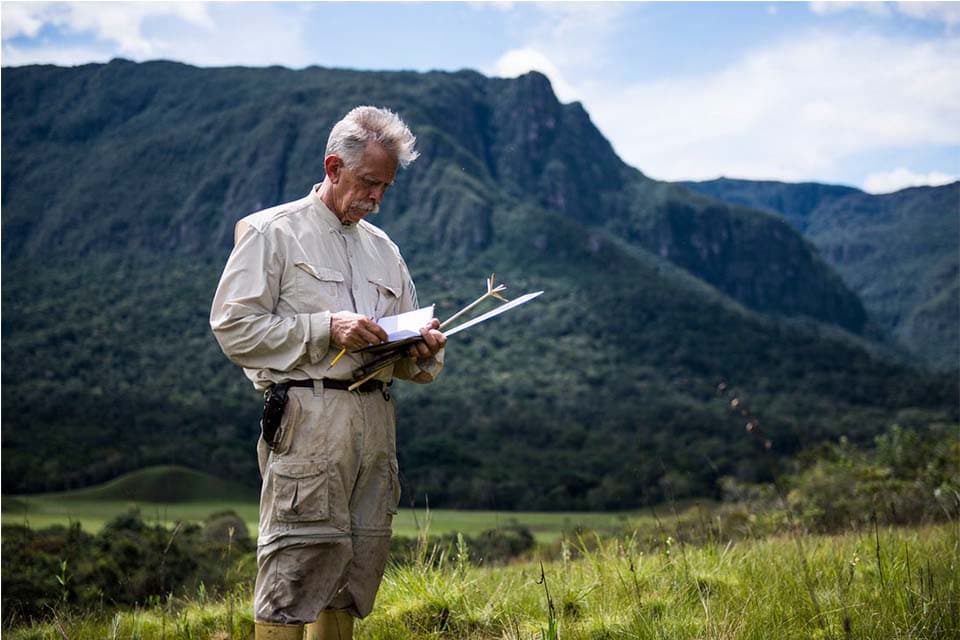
[4,522,957,639]
[2,497,634,544]
[4,457,958,639]
[1,466,636,543]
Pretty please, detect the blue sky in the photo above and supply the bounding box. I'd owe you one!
[2,1,958,193]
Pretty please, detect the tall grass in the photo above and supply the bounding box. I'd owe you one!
[364,522,958,639]
[5,522,957,639]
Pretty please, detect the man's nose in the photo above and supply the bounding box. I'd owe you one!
[370,185,387,203]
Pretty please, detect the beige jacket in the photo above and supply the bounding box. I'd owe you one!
[210,186,443,389]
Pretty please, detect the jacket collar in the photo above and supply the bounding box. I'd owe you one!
[309,183,357,232]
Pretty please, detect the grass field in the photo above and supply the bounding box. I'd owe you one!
[1,465,641,543]
[6,522,957,639]
[4,466,959,639]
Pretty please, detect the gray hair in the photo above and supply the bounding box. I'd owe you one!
[326,106,420,169]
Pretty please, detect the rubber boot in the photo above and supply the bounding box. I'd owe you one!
[254,621,304,640]
[303,610,354,640]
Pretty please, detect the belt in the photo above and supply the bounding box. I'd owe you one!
[285,378,390,394]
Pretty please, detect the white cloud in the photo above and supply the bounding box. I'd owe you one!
[809,2,892,18]
[896,2,960,27]
[144,5,313,68]
[485,3,959,187]
[0,2,315,68]
[581,30,960,186]
[2,2,214,59]
[484,3,626,109]
[529,2,622,43]
[809,1,960,26]
[526,2,625,72]
[862,167,958,193]
[467,1,514,12]
[2,2,48,39]
[490,47,579,101]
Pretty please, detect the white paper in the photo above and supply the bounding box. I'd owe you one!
[444,291,543,337]
[377,305,435,342]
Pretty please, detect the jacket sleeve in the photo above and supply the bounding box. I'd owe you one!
[210,224,331,371]
[391,254,444,383]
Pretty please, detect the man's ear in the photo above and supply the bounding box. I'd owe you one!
[324,155,343,184]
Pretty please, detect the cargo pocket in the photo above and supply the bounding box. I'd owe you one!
[273,458,329,523]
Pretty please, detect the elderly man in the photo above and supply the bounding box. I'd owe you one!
[210,106,445,640]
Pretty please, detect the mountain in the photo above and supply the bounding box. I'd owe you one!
[682,178,960,371]
[1,63,866,332]
[2,60,955,509]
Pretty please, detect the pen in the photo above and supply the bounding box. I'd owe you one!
[328,347,348,368]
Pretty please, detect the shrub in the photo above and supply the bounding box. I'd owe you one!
[782,424,958,533]
[1,508,255,625]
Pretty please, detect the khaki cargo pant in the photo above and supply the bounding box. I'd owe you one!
[254,382,400,624]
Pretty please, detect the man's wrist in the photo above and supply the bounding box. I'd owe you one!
[415,355,437,372]
[306,311,332,364]
[415,347,444,374]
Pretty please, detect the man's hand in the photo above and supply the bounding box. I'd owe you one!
[330,312,388,351]
[408,318,446,360]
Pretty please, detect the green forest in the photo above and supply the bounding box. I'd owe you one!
[3,61,956,511]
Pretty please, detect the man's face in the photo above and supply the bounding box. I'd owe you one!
[327,142,399,225]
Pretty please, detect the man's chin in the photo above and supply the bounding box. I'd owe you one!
[346,206,378,223]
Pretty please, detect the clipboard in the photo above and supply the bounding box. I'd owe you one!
[360,291,543,355]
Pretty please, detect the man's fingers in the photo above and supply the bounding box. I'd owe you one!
[354,322,387,349]
[337,313,445,352]
[331,312,389,350]
[350,317,386,347]
[422,327,445,346]
[364,319,389,344]
[355,325,378,346]
[416,327,446,357]
[412,342,433,359]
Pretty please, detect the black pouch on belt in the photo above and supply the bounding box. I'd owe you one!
[260,382,290,450]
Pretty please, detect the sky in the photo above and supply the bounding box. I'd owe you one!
[2,1,959,193]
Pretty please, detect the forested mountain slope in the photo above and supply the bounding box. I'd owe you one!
[683,178,960,371]
[2,60,954,508]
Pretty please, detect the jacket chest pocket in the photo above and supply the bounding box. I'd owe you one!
[295,263,343,311]
[369,279,401,319]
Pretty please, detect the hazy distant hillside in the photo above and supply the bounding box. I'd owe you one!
[2,60,954,507]
[683,178,959,371]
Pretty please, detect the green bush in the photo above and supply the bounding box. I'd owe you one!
[1,508,255,625]
[783,424,958,533]
[390,523,537,567]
